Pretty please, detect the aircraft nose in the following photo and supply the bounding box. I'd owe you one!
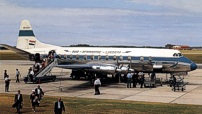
[190,62,197,71]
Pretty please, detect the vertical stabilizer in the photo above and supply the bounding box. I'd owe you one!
[17,20,38,49]
[17,20,56,49]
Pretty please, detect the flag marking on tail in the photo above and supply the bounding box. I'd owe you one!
[29,40,36,45]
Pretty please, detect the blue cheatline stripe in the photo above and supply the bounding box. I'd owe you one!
[19,30,35,36]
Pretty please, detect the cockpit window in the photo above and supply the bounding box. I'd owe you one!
[173,53,183,57]
[178,53,182,57]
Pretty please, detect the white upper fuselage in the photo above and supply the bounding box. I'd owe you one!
[23,46,181,58]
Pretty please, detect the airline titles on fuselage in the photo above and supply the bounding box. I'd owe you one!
[72,50,122,54]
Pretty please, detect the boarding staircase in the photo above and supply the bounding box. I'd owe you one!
[34,58,58,77]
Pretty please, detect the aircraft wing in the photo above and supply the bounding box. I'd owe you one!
[0,44,30,60]
[50,65,93,69]
[50,64,133,74]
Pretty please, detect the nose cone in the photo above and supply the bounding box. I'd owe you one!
[191,62,197,71]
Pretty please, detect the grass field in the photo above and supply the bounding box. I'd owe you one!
[180,50,202,63]
[1,93,202,114]
[0,50,25,60]
[183,54,202,63]
[180,50,202,53]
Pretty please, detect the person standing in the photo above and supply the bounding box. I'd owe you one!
[53,50,57,58]
[133,73,138,88]
[35,85,43,106]
[151,72,155,81]
[30,90,37,112]
[14,90,23,113]
[16,69,21,83]
[30,69,34,82]
[140,74,145,88]
[54,98,65,114]
[5,75,11,92]
[94,77,101,95]
[127,71,132,88]
[173,75,176,91]
[4,70,7,79]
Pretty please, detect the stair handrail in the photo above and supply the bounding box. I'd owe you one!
[33,59,55,77]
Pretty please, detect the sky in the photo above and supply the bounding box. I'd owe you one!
[1,0,202,46]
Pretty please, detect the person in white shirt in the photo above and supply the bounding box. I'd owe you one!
[14,90,23,113]
[5,75,11,92]
[35,85,43,106]
[54,98,65,114]
[30,69,34,82]
[53,51,57,58]
[16,69,21,83]
[94,77,101,95]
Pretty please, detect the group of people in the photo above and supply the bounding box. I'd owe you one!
[93,71,147,95]
[126,71,146,88]
[12,86,65,114]
[4,69,22,92]
[4,70,11,92]
[13,85,44,113]
[29,85,44,112]
[30,50,57,79]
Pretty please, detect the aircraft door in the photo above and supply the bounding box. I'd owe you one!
[29,54,35,61]
[35,53,40,62]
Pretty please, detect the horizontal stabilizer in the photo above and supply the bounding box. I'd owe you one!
[0,44,30,60]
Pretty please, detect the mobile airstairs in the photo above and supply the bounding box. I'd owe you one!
[24,58,58,84]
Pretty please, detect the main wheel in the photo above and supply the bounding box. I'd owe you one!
[85,76,89,80]
[91,78,95,84]
[72,75,76,80]
[35,80,39,84]
[52,77,56,81]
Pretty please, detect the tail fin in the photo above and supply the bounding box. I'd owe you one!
[17,20,55,49]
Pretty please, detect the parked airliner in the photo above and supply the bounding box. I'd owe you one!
[1,20,197,80]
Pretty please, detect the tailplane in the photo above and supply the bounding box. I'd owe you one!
[17,20,55,49]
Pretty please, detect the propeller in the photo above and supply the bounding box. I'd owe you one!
[169,61,179,69]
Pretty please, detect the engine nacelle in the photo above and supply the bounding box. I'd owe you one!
[92,65,116,70]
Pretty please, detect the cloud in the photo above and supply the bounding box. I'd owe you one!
[1,0,202,47]
[128,0,202,12]
[0,0,191,21]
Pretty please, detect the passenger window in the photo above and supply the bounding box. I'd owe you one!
[173,53,176,56]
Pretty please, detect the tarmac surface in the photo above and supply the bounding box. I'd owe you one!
[1,60,202,105]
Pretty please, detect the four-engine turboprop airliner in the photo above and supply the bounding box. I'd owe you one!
[1,20,197,80]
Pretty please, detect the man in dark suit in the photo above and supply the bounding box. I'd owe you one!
[4,70,7,79]
[54,98,65,114]
[14,90,23,113]
[35,85,43,106]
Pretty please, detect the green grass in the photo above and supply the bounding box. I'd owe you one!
[183,54,202,63]
[1,93,202,114]
[180,50,202,53]
[0,52,25,60]
[180,50,202,63]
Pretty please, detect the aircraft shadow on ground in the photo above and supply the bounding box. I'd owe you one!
[57,78,128,92]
